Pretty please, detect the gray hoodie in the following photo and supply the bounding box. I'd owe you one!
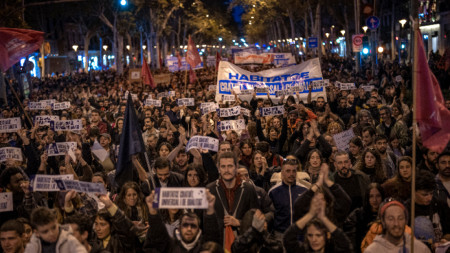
[365,233,430,253]
[24,227,87,253]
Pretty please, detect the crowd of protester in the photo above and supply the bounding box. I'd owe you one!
[0,53,450,253]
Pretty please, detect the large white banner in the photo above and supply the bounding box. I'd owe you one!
[216,59,326,103]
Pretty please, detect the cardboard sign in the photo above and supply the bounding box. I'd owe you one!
[333,128,355,152]
[0,192,13,212]
[144,99,162,107]
[34,115,59,126]
[52,102,71,110]
[0,118,21,133]
[129,68,141,82]
[47,142,77,157]
[177,98,195,106]
[54,179,107,194]
[31,174,74,192]
[186,136,219,152]
[260,105,285,117]
[154,74,171,84]
[360,85,375,92]
[153,187,208,209]
[50,120,83,131]
[217,106,241,118]
[217,119,246,131]
[0,147,23,162]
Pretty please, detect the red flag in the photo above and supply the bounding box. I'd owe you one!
[176,50,182,69]
[189,67,197,84]
[0,28,44,72]
[141,58,156,88]
[215,51,222,70]
[224,225,235,253]
[415,29,450,153]
[186,36,202,68]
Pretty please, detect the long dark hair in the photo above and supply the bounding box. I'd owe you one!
[304,219,331,252]
[362,183,385,216]
[184,164,207,187]
[355,148,386,183]
[115,181,149,222]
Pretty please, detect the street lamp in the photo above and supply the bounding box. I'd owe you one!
[399,19,407,28]
[377,46,384,53]
[126,45,130,50]
[142,45,146,50]
[362,26,368,33]
[340,30,345,36]
[218,37,223,42]
[103,45,108,51]
[325,33,329,38]
[72,45,78,52]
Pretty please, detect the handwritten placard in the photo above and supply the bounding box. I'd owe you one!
[260,105,285,117]
[52,102,71,110]
[217,119,246,131]
[50,120,83,131]
[0,147,23,162]
[144,99,162,107]
[47,142,77,157]
[177,98,195,106]
[333,128,355,152]
[0,118,21,133]
[217,106,241,118]
[34,115,60,126]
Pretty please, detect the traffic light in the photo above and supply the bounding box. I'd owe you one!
[362,36,370,55]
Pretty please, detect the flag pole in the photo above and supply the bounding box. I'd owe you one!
[411,16,419,253]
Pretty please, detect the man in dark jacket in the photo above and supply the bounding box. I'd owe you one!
[268,159,307,241]
[143,189,221,252]
[206,152,259,236]
[141,157,184,195]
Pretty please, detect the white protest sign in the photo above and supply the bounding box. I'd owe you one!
[54,179,107,194]
[260,105,285,117]
[41,99,56,106]
[0,192,13,212]
[217,106,241,118]
[28,101,48,110]
[275,89,293,97]
[157,92,169,99]
[217,119,246,132]
[186,136,219,152]
[144,99,162,107]
[216,59,325,103]
[337,82,356,90]
[50,119,83,131]
[169,91,176,97]
[0,147,23,162]
[52,102,71,110]
[153,187,208,209]
[0,118,21,133]
[47,142,77,157]
[360,85,375,92]
[221,95,236,102]
[240,107,251,117]
[200,102,218,115]
[32,174,74,192]
[311,79,330,88]
[177,98,195,106]
[208,85,216,91]
[333,128,355,152]
[34,115,59,126]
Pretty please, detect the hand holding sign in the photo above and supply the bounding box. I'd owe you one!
[206,189,215,215]
[146,191,158,215]
[98,194,113,209]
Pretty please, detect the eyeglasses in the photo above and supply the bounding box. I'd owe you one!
[181,223,198,229]
[284,158,299,164]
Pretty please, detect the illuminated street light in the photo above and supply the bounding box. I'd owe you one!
[126,45,130,50]
[120,0,127,6]
[325,33,329,38]
[399,19,407,28]
[72,45,78,52]
[377,46,384,53]
[362,26,368,33]
[142,45,146,50]
[103,45,108,51]
[218,37,223,42]
[340,30,345,36]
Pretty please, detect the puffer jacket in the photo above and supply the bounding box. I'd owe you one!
[25,227,87,253]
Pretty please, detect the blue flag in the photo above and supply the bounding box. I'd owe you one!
[115,94,145,188]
